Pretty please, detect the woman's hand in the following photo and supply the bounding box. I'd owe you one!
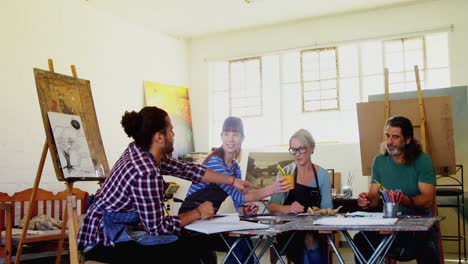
[270,177,291,194]
[288,201,304,214]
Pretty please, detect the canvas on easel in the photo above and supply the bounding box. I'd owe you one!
[13,61,109,264]
[34,68,109,180]
[47,112,95,178]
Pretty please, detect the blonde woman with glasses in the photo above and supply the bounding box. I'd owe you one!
[268,128,332,264]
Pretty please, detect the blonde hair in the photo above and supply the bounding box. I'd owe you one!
[289,129,315,149]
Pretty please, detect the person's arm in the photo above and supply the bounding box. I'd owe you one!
[237,203,259,215]
[357,183,380,208]
[201,169,257,194]
[179,201,215,226]
[243,177,290,202]
[268,201,304,214]
[317,167,333,209]
[400,182,435,209]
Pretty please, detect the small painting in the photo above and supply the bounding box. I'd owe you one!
[47,112,95,178]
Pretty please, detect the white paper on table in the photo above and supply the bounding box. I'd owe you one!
[313,216,398,226]
[185,214,269,234]
[345,211,385,218]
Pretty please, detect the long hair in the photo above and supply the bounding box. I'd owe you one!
[203,116,244,164]
[120,106,168,151]
[380,115,422,164]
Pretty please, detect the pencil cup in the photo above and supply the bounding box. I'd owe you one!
[281,174,295,190]
[383,202,398,218]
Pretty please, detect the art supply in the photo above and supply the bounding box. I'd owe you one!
[276,164,287,176]
[281,174,295,190]
[380,189,402,218]
[383,202,398,218]
[379,189,402,204]
[373,180,386,191]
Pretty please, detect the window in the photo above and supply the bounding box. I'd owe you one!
[229,57,263,117]
[209,31,450,147]
[301,47,339,111]
[383,36,425,92]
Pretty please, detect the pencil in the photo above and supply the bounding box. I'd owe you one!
[373,180,386,191]
[277,164,287,176]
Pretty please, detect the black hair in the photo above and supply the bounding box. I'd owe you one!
[381,115,422,164]
[121,106,168,151]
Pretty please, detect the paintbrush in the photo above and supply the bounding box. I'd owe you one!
[373,180,386,191]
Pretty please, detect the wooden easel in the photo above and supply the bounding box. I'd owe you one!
[383,65,429,153]
[15,59,106,264]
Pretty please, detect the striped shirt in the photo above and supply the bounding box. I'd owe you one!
[185,155,244,209]
[77,142,206,249]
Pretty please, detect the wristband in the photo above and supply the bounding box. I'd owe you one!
[229,177,236,186]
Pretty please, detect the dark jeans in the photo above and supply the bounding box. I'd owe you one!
[180,229,254,264]
[352,225,440,264]
[84,239,204,264]
[274,231,328,264]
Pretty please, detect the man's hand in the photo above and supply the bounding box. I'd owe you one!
[357,192,370,208]
[242,203,259,215]
[234,178,258,194]
[288,201,304,214]
[196,201,215,220]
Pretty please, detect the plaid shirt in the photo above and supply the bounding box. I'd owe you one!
[77,142,206,249]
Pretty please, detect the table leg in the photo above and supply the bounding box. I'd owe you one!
[326,233,346,264]
[342,231,397,264]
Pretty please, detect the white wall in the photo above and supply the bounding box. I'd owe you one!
[0,0,189,195]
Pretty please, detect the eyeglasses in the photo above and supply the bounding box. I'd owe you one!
[288,147,307,155]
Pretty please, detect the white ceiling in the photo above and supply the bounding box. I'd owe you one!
[88,0,432,38]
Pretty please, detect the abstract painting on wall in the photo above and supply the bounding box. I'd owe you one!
[144,80,195,158]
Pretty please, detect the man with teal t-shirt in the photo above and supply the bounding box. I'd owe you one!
[353,115,440,264]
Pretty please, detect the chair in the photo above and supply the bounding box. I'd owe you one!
[0,187,89,264]
[0,203,13,264]
[436,164,466,263]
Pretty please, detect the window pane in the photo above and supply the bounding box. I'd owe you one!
[426,32,449,68]
[304,101,320,111]
[321,99,338,109]
[363,75,384,98]
[338,44,358,78]
[361,41,383,75]
[212,91,229,121]
[321,88,337,100]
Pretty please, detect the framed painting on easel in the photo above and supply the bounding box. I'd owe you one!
[34,68,109,181]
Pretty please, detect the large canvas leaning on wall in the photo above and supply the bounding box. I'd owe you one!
[144,81,195,158]
[245,152,293,189]
[357,95,456,176]
[369,86,467,173]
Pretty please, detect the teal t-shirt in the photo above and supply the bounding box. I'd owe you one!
[372,152,436,215]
